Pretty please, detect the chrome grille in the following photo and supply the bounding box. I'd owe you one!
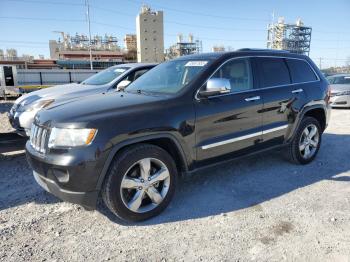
[30,124,49,154]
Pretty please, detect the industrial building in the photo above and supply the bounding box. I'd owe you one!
[136,5,164,63]
[212,46,226,52]
[0,49,56,69]
[165,34,202,60]
[124,34,137,51]
[267,17,312,56]
[0,49,18,60]
[49,32,125,68]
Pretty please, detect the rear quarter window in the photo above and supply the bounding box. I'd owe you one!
[256,58,291,88]
[286,59,318,83]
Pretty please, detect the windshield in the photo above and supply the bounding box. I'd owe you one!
[82,67,130,85]
[327,76,350,85]
[126,60,209,94]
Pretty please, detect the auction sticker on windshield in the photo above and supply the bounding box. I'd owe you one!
[185,61,208,67]
[115,68,126,73]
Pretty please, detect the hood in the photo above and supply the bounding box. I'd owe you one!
[330,84,350,93]
[35,91,167,127]
[15,83,108,106]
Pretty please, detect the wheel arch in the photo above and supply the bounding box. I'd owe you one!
[286,103,328,143]
[303,107,327,132]
[96,134,189,190]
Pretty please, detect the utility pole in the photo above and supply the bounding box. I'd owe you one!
[319,57,322,70]
[85,0,93,70]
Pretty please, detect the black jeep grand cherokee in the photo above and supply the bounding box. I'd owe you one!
[26,49,331,221]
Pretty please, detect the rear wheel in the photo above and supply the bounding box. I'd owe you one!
[285,117,322,165]
[102,144,178,221]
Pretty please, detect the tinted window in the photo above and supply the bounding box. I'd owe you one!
[286,59,317,83]
[212,58,253,92]
[124,69,150,82]
[256,58,291,87]
[133,69,149,80]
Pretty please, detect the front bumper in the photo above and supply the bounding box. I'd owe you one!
[330,95,350,108]
[25,141,106,209]
[32,171,98,208]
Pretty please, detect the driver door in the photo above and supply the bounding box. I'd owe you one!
[194,57,264,161]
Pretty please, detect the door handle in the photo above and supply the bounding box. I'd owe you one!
[292,88,303,94]
[245,96,261,102]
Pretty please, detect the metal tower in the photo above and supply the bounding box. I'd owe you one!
[267,17,312,56]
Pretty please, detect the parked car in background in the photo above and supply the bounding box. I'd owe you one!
[25,49,330,221]
[327,74,350,108]
[8,63,156,136]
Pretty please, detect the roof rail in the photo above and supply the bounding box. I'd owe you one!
[236,48,290,53]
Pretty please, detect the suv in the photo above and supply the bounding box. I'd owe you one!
[9,63,155,137]
[26,50,330,221]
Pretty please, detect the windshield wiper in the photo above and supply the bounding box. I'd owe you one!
[125,89,144,94]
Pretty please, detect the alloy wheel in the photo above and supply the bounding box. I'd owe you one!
[299,124,319,159]
[120,158,171,213]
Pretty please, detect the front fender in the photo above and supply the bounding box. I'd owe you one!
[95,133,190,190]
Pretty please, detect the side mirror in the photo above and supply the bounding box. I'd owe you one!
[199,78,231,97]
[116,80,131,91]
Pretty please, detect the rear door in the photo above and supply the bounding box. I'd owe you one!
[285,58,320,102]
[195,57,264,161]
[254,57,308,146]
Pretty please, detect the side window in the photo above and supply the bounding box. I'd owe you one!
[256,58,291,88]
[124,71,135,82]
[133,69,149,80]
[286,59,318,83]
[212,58,253,92]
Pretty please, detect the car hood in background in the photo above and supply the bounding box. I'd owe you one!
[36,83,109,99]
[15,83,110,106]
[330,84,350,93]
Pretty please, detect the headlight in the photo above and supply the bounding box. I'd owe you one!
[24,99,55,112]
[48,128,97,148]
[336,91,350,96]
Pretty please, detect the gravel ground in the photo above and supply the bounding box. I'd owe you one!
[0,100,15,133]
[0,100,349,261]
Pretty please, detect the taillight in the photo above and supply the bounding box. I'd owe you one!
[326,85,331,104]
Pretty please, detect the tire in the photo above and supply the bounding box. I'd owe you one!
[285,116,322,165]
[102,143,178,222]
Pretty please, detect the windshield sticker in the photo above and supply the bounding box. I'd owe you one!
[185,61,208,67]
[114,68,126,73]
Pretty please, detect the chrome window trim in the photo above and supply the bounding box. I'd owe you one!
[201,124,288,150]
[195,55,320,101]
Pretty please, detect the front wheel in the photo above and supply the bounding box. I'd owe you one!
[102,144,178,222]
[285,117,322,165]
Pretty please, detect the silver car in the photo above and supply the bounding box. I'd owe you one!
[328,74,350,108]
[8,63,156,136]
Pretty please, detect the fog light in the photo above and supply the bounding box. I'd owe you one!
[52,169,69,183]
